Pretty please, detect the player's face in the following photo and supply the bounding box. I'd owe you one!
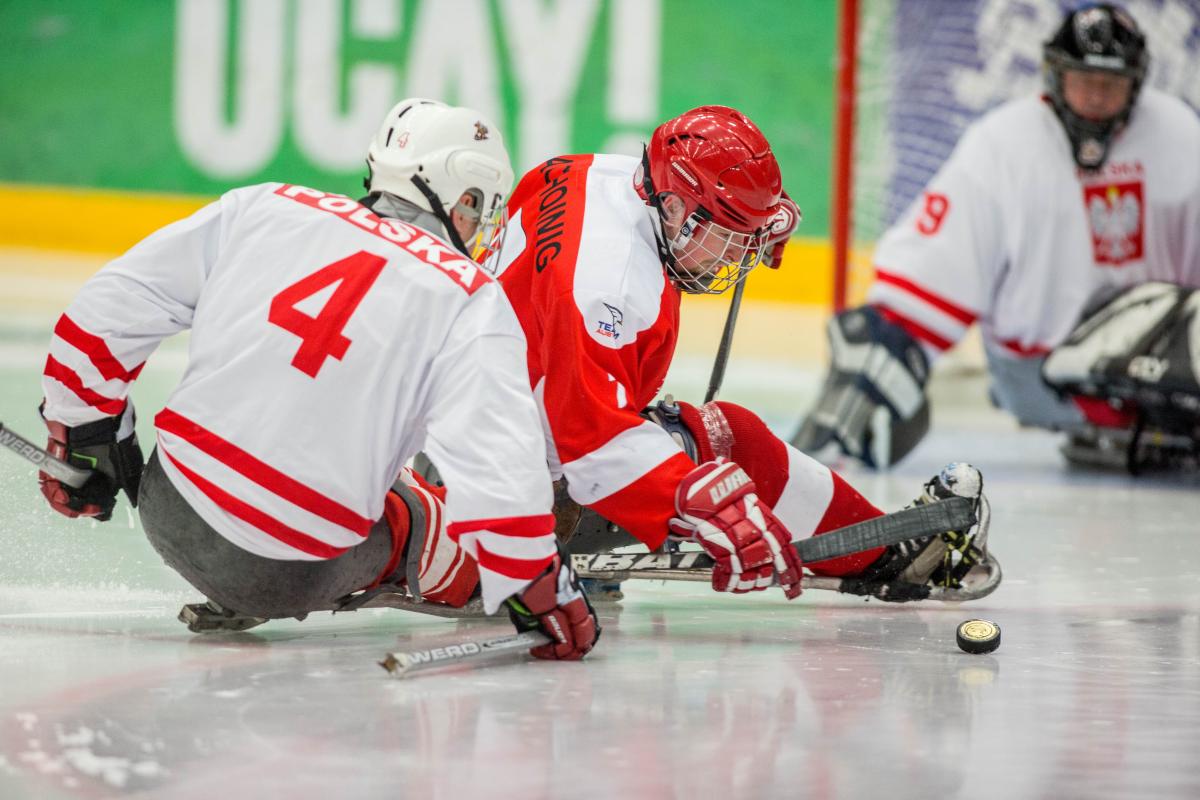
[672,220,737,276]
[660,196,762,293]
[1061,70,1134,122]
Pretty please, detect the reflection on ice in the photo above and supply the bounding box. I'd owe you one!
[1,306,1198,798]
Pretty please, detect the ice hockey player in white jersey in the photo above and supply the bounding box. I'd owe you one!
[795,4,1200,472]
[37,99,599,659]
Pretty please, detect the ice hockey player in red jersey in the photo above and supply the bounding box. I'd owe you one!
[474,105,993,602]
[795,4,1200,472]
[37,99,598,659]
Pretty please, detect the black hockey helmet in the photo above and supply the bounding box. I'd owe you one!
[1043,3,1148,170]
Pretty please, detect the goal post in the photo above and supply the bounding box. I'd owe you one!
[832,0,860,313]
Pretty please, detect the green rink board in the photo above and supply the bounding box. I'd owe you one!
[0,0,836,234]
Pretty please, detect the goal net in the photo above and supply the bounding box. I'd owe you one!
[836,0,1200,309]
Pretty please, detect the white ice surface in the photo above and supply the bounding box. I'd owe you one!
[2,293,1198,799]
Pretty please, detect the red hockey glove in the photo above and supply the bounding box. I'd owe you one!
[762,192,801,269]
[39,401,144,522]
[507,547,600,661]
[669,460,804,599]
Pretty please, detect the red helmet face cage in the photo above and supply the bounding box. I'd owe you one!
[640,106,784,293]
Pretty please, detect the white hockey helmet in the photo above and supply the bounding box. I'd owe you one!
[365,98,514,257]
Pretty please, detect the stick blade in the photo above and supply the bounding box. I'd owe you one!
[379,630,550,679]
[796,496,976,563]
[379,652,413,678]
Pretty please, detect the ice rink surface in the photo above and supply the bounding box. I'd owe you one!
[1,256,1198,799]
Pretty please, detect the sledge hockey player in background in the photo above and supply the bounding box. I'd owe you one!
[794,3,1200,472]
[36,99,598,660]
[467,104,994,603]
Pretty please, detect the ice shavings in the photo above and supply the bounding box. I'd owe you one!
[10,723,170,790]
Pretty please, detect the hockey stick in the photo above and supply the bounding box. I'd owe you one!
[571,495,1002,602]
[703,278,746,403]
[380,629,551,678]
[571,495,974,574]
[374,499,987,676]
[364,498,979,626]
[0,421,91,488]
[573,555,1003,602]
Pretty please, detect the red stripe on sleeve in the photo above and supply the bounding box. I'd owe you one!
[53,315,145,383]
[996,337,1051,357]
[162,447,349,559]
[43,355,127,416]
[874,269,977,325]
[447,514,556,540]
[473,542,554,581]
[587,451,694,551]
[155,408,373,536]
[877,306,955,352]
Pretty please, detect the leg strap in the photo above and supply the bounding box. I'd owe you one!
[387,477,430,598]
[643,398,702,461]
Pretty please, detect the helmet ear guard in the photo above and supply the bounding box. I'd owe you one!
[448,150,509,217]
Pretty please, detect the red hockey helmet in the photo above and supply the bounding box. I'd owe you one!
[637,106,788,294]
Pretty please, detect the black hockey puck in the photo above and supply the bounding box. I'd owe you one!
[956,619,1001,654]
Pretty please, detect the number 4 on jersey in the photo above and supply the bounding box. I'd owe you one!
[268,251,387,378]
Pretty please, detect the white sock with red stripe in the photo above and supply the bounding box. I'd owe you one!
[676,400,886,576]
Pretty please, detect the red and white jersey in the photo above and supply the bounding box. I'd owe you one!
[868,88,1200,361]
[486,154,694,549]
[42,183,555,613]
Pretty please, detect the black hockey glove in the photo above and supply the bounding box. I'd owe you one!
[39,401,144,521]
[793,305,931,468]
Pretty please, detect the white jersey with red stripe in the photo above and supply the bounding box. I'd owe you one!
[41,182,555,613]
[486,154,695,550]
[868,88,1200,361]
